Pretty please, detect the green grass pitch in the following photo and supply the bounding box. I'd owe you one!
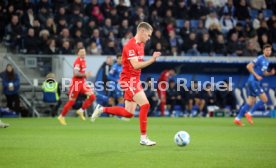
[1,117,276,168]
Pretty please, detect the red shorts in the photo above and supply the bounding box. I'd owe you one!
[68,80,93,99]
[119,78,143,102]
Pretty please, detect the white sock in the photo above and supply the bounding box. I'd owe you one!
[78,108,84,113]
[141,135,147,139]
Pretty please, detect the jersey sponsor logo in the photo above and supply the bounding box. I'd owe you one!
[129,50,135,56]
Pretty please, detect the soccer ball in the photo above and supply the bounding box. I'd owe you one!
[174,131,190,146]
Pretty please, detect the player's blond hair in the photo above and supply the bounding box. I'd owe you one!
[137,22,153,32]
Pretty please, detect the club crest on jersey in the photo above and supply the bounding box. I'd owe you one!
[129,50,135,56]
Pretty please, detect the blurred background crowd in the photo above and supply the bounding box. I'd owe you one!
[0,0,275,56]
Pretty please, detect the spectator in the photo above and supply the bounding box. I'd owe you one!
[250,0,267,10]
[252,12,264,30]
[59,40,73,54]
[136,0,149,17]
[168,30,180,54]
[109,8,120,26]
[219,0,235,17]
[195,19,208,37]
[198,32,213,55]
[220,12,237,34]
[144,78,159,116]
[227,23,245,41]
[166,79,179,116]
[87,41,101,55]
[101,18,117,38]
[205,12,220,30]
[32,19,42,37]
[247,34,261,54]
[227,32,244,56]
[39,29,50,52]
[150,29,169,52]
[257,20,270,39]
[0,64,20,115]
[44,17,57,36]
[208,23,221,41]
[121,31,133,47]
[175,0,189,19]
[107,54,123,101]
[183,32,198,53]
[4,14,23,51]
[24,28,40,54]
[243,41,258,57]
[131,6,147,25]
[88,28,103,52]
[202,83,218,117]
[55,6,68,23]
[69,6,83,26]
[98,56,113,95]
[234,0,250,21]
[92,5,104,24]
[37,7,53,25]
[103,40,117,55]
[100,0,114,17]
[44,39,58,54]
[42,73,62,117]
[213,34,227,56]
[164,9,176,27]
[149,0,164,17]
[21,7,35,28]
[86,19,98,36]
[186,80,206,117]
[258,33,271,49]
[216,80,236,114]
[149,9,163,29]
[180,20,191,41]
[189,0,208,20]
[85,0,99,17]
[118,19,131,38]
[57,28,73,47]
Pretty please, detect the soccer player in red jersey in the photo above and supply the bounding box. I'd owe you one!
[91,22,161,146]
[157,69,176,116]
[58,48,96,125]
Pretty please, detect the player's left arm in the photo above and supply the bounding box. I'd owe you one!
[264,68,275,76]
[130,52,161,70]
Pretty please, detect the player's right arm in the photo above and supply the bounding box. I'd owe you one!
[130,52,161,70]
[246,59,262,81]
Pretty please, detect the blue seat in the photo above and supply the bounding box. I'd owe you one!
[176,19,185,28]
[190,20,199,29]
[250,9,259,19]
[264,9,273,18]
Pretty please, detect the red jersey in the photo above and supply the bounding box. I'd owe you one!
[120,37,144,81]
[72,57,86,81]
[158,70,170,82]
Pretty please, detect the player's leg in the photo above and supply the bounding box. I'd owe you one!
[76,84,96,120]
[160,91,166,116]
[58,84,78,125]
[133,90,156,146]
[0,119,9,128]
[245,93,268,124]
[234,96,255,126]
[91,89,135,121]
[199,99,206,117]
